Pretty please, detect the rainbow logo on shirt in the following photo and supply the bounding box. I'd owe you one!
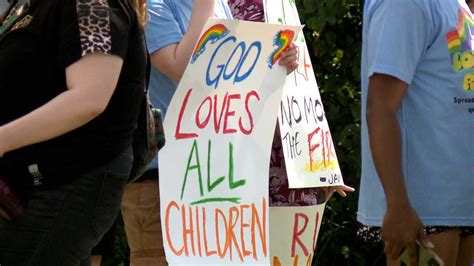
[447,8,474,54]
[446,6,474,92]
[191,24,230,63]
[267,30,295,69]
[447,31,462,54]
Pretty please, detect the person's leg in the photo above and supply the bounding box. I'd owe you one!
[90,255,101,266]
[81,256,92,266]
[91,219,118,265]
[0,176,118,266]
[386,257,401,266]
[0,148,131,266]
[426,228,461,266]
[0,184,75,266]
[456,235,474,266]
[122,176,167,266]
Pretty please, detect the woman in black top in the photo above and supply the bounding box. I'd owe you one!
[0,0,147,265]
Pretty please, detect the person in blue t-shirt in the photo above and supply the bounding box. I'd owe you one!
[120,0,298,264]
[358,0,474,265]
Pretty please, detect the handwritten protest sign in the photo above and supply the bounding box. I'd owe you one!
[159,18,301,265]
[270,205,325,266]
[265,0,344,188]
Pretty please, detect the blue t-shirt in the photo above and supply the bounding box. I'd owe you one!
[145,0,233,171]
[358,0,474,226]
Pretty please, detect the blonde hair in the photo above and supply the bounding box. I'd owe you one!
[131,0,147,27]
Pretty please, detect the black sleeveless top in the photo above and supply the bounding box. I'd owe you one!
[0,0,147,188]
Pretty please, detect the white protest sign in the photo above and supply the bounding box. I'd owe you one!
[264,0,345,188]
[159,18,301,265]
[270,205,325,266]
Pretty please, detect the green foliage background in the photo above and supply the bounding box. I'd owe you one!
[296,0,384,265]
[104,1,385,265]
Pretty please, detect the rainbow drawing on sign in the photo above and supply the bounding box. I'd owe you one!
[268,29,295,69]
[191,24,230,63]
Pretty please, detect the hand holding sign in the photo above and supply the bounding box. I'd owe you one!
[266,0,346,189]
[279,43,299,75]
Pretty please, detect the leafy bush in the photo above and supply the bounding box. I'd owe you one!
[296,0,384,265]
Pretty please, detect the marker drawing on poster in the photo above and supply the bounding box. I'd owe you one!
[265,0,345,188]
[270,205,325,266]
[159,18,301,265]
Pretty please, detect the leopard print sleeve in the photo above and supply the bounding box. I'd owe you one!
[76,0,112,56]
[57,0,134,68]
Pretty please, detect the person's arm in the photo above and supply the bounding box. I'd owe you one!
[324,184,355,201]
[150,0,299,81]
[150,0,215,81]
[0,53,123,157]
[366,73,432,264]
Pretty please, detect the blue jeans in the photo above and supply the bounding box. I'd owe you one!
[0,147,132,266]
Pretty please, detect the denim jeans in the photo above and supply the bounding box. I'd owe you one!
[0,147,132,266]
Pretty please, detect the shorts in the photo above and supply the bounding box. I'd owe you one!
[357,225,474,243]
